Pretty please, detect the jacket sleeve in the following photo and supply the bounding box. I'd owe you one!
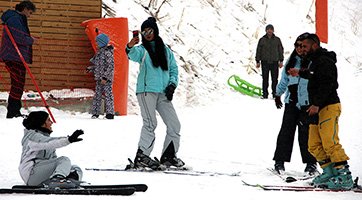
[278,38,284,62]
[28,135,70,152]
[6,17,34,46]
[276,63,289,96]
[125,45,145,64]
[255,38,262,63]
[103,47,115,81]
[166,47,178,87]
[311,59,337,107]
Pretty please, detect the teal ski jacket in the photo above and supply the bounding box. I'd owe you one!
[126,44,178,94]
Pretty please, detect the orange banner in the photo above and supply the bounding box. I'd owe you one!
[316,0,328,43]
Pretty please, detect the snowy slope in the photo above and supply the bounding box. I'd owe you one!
[1,0,362,199]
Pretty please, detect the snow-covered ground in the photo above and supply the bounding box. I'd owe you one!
[1,0,362,199]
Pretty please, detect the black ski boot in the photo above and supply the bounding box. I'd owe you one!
[42,175,78,189]
[134,149,162,170]
[274,161,285,174]
[160,142,185,168]
[304,163,318,175]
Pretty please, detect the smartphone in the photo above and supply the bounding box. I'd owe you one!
[132,30,139,38]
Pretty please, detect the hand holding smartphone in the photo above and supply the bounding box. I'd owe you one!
[132,30,139,38]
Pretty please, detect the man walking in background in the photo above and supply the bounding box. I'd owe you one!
[256,24,284,99]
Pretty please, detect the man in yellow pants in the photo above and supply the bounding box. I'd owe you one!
[288,33,353,190]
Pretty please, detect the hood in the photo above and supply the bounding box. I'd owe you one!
[311,48,337,64]
[1,10,20,23]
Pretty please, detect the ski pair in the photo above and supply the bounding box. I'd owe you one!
[0,183,148,195]
[86,167,241,177]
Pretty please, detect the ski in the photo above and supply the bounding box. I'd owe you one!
[242,180,362,193]
[267,167,318,183]
[0,187,135,195]
[11,183,148,192]
[85,167,241,177]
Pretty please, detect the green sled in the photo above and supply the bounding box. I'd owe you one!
[227,75,262,97]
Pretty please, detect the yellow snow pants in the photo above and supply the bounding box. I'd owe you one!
[308,103,349,168]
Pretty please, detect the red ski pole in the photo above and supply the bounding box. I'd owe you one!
[3,24,56,123]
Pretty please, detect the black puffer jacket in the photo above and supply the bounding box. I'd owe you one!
[299,48,340,109]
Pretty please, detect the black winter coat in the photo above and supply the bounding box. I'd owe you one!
[299,48,340,109]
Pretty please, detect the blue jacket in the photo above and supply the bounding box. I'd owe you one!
[0,10,34,64]
[276,56,309,108]
[126,44,178,94]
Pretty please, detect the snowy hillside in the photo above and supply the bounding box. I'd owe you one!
[109,0,362,114]
[0,0,362,199]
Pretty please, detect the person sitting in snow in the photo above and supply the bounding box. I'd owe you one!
[87,33,115,120]
[125,17,184,170]
[19,111,84,188]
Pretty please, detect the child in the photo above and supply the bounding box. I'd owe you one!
[87,33,115,119]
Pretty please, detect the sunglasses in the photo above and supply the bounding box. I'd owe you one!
[141,29,154,36]
[294,43,303,48]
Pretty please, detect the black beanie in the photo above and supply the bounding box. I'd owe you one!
[265,24,274,31]
[23,111,49,130]
[141,17,159,36]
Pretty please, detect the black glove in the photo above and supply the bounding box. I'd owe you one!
[274,96,283,109]
[165,84,176,101]
[68,129,84,143]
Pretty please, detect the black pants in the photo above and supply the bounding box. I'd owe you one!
[273,104,316,164]
[5,61,26,117]
[261,62,278,98]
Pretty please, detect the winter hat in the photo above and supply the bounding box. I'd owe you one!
[96,33,109,48]
[141,17,159,36]
[265,24,274,31]
[23,111,49,130]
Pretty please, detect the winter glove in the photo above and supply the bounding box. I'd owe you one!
[68,129,84,143]
[165,83,176,101]
[274,96,283,109]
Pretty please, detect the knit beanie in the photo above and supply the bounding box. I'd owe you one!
[23,111,49,130]
[96,33,109,48]
[265,24,274,31]
[141,17,159,36]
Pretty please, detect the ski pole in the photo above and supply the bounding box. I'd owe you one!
[3,24,56,123]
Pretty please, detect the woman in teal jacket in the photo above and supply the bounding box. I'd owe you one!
[272,34,317,175]
[126,17,184,170]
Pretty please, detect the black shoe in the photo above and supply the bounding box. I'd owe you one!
[6,112,26,119]
[274,161,285,174]
[304,163,318,175]
[160,155,185,168]
[105,114,114,119]
[134,149,161,170]
[91,114,99,119]
[42,175,78,189]
[261,96,268,99]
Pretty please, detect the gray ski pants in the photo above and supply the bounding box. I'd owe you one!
[27,156,82,186]
[137,92,181,156]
